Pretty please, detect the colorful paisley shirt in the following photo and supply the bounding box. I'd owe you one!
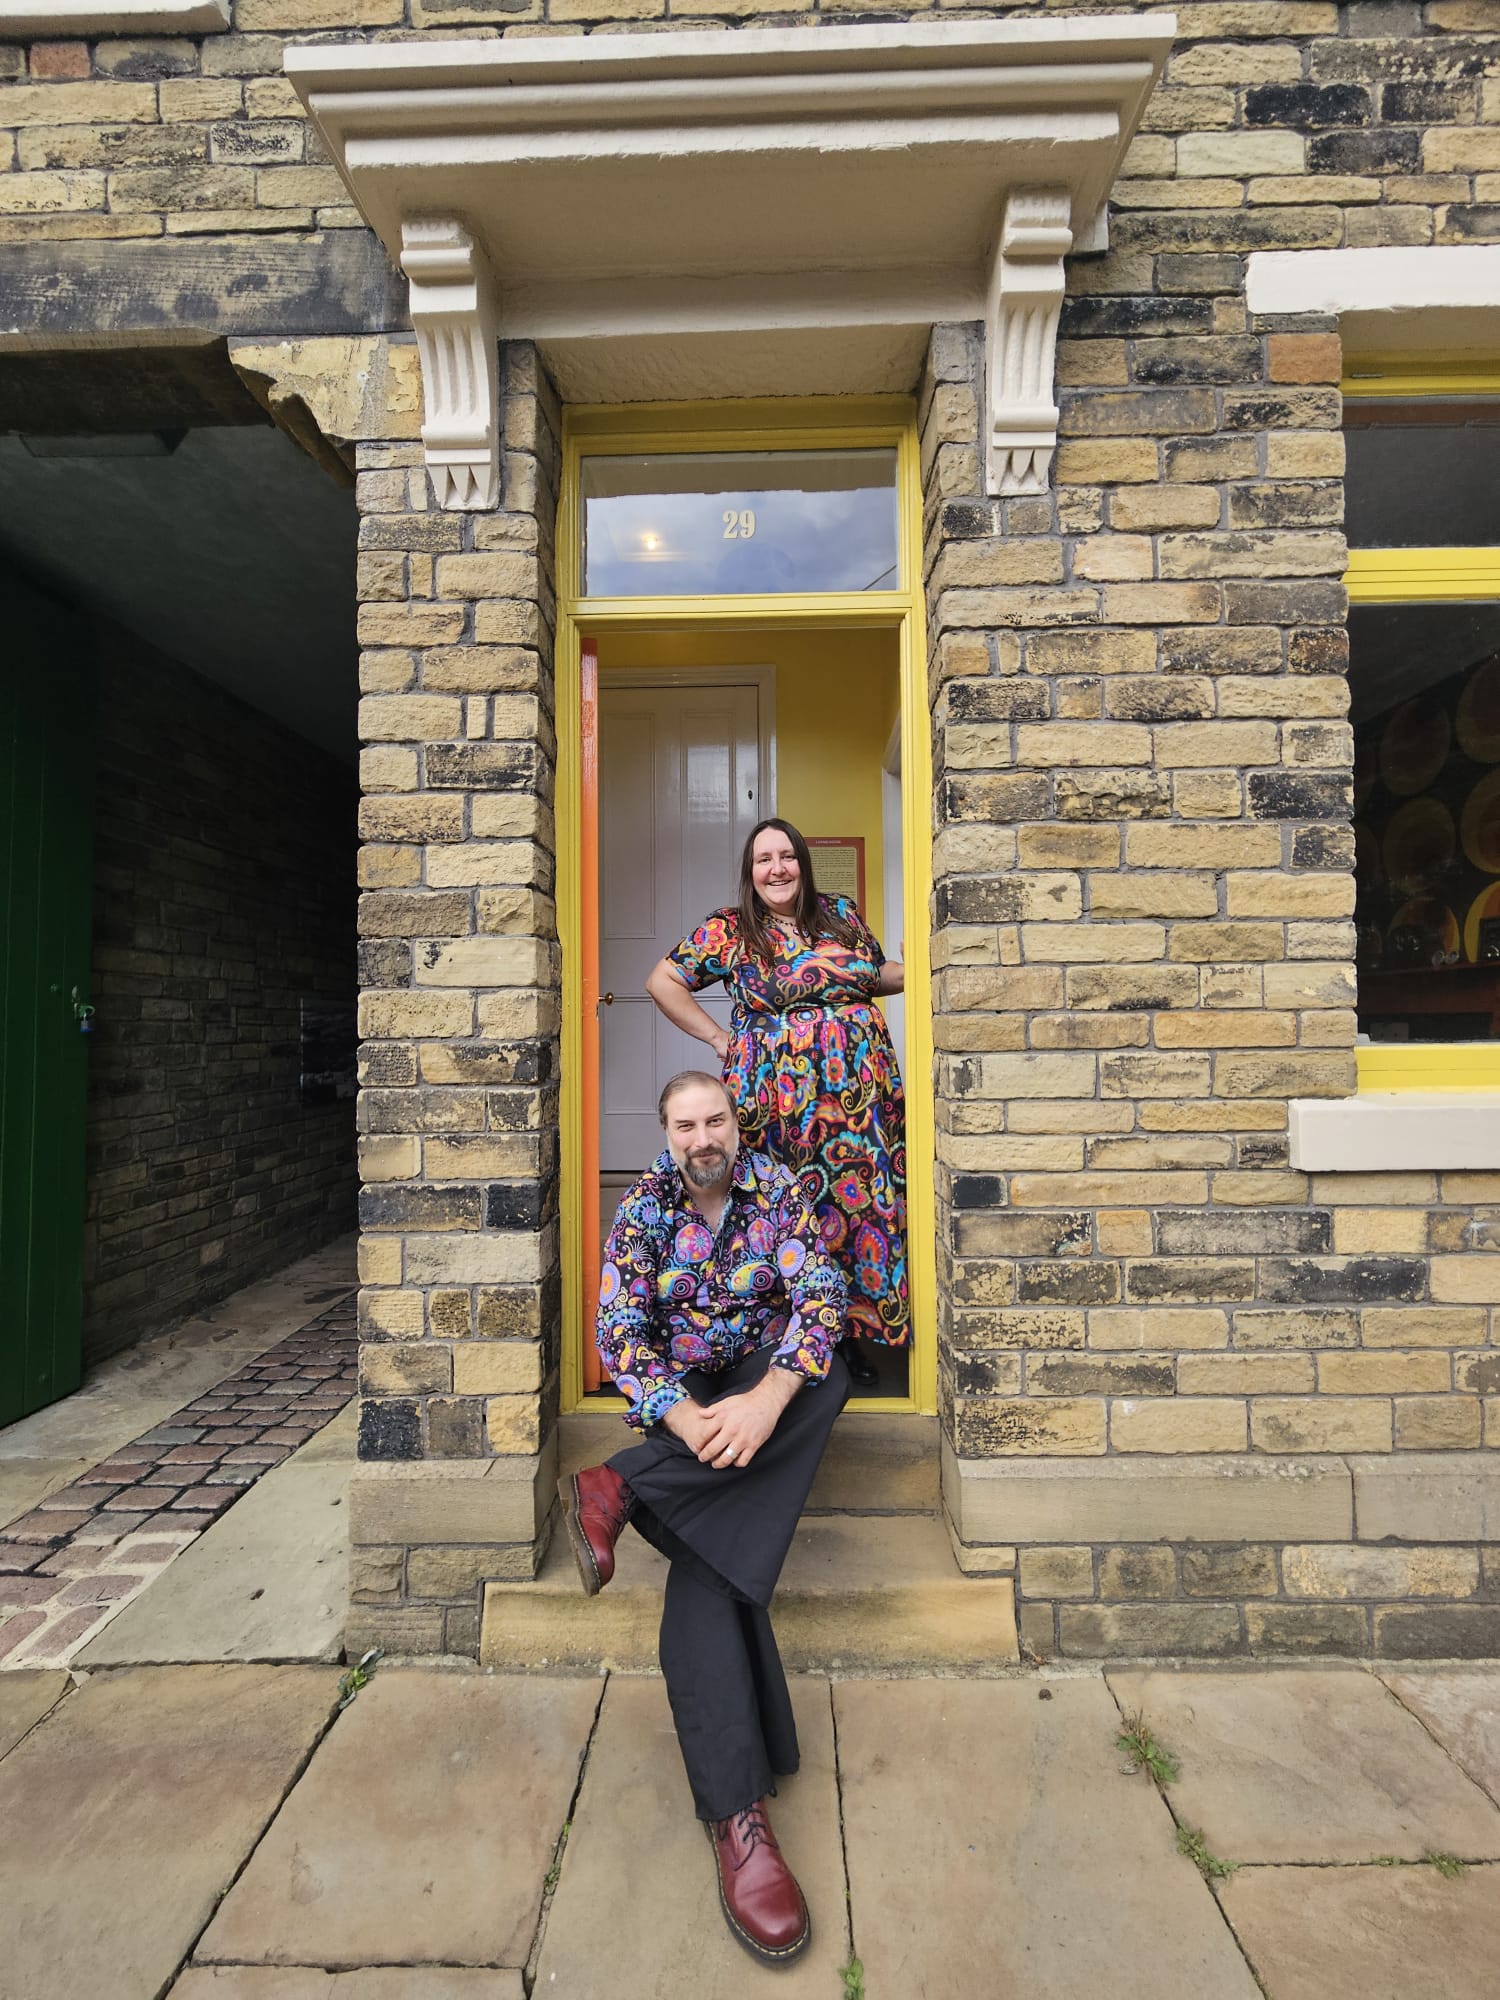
[668,894,910,1347]
[596,1145,847,1430]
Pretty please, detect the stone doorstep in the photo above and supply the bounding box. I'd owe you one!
[479,1511,1019,1673]
[556,1408,942,1514]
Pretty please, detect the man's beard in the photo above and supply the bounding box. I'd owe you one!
[683,1145,730,1188]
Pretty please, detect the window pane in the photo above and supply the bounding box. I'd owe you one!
[1353,600,1500,1042]
[1345,400,1500,548]
[581,448,899,597]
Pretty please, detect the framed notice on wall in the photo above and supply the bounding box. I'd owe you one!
[806,836,866,909]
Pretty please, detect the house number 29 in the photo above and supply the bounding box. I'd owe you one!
[722,508,757,539]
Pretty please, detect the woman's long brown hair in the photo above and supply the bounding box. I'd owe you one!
[736,817,863,962]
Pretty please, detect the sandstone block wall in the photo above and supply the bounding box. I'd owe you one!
[85,617,357,1361]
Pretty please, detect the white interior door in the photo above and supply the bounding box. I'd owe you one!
[599,680,762,1171]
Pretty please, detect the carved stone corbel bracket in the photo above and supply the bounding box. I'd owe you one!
[985,188,1074,496]
[399,219,499,510]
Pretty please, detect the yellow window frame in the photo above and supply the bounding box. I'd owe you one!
[555,397,937,1416]
[1343,361,1500,1091]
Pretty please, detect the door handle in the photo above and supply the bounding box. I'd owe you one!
[596,991,614,1017]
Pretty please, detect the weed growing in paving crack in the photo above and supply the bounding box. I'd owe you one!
[840,1956,865,2000]
[336,1649,382,1710]
[1116,1712,1181,1787]
[543,1821,572,1893]
[1175,1824,1239,1883]
[1426,1851,1467,1879]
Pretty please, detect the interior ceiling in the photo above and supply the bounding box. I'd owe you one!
[0,350,357,761]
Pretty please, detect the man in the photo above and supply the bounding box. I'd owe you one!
[559,1070,850,1967]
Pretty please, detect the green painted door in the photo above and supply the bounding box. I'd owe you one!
[1,573,95,1427]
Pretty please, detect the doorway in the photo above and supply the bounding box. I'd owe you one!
[556,397,936,1419]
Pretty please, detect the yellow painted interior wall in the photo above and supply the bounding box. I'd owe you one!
[596,627,900,944]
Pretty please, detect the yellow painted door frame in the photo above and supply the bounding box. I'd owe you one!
[556,398,937,1415]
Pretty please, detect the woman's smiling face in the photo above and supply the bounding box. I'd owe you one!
[752,829,800,914]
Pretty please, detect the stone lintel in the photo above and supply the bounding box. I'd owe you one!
[350,1438,557,1549]
[1349,1453,1500,1544]
[944,1442,1354,1546]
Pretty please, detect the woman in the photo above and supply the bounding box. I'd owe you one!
[645,817,908,1383]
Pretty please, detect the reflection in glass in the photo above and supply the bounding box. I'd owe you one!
[581,448,900,597]
[1345,400,1500,548]
[1351,601,1500,1042]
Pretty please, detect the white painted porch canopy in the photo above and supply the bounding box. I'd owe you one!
[286,16,1173,510]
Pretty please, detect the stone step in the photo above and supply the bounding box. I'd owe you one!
[556,1410,941,1514]
[480,1510,1017,1673]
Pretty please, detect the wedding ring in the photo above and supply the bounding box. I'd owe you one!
[723,1447,736,1462]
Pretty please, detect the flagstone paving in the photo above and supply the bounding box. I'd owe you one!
[534,1676,848,1999]
[196,1672,602,1972]
[1377,1666,1500,1808]
[1108,1667,1500,1864]
[6,1661,1500,1998]
[2,1663,340,2000]
[1221,1863,1500,2000]
[836,1676,1262,1999]
[0,1296,356,1669]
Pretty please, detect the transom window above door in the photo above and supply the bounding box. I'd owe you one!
[580,448,900,598]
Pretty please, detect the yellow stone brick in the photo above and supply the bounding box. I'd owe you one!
[357,603,466,649]
[1100,1051,1213,1098]
[359,1136,421,1183]
[1172,771,1243,817]
[1116,176,1243,209]
[1072,536,1154,583]
[1009,1172,1209,1207]
[1265,432,1344,478]
[1009,1100,1137,1134]
[1022,922,1166,963]
[1211,1171,1311,1206]
[359,797,465,843]
[360,746,419,793]
[1214,1051,1354,1097]
[1102,583,1222,625]
[1088,873,1218,919]
[1154,722,1279,768]
[1250,1397,1391,1453]
[358,845,421,890]
[1025,628,1157,676]
[1156,1011,1296,1048]
[1218,677,1348,719]
[1425,127,1500,174]
[426,843,540,889]
[1017,826,1120,869]
[1431,1258,1500,1305]
[1088,1137,1232,1169]
[1395,1397,1483,1450]
[477,990,559,1038]
[960,1398,1108,1456]
[1126,824,1281,869]
[1109,486,1221,533]
[406,1232,551,1285]
[1015,723,1152,767]
[1168,922,1284,963]
[1250,174,1379,205]
[1089,1308,1228,1351]
[452,1341,542,1395]
[359,991,473,1039]
[357,1236,404,1286]
[1055,439,1159,486]
[1096,1210,1154,1255]
[1332,1209,1429,1256]
[1202,966,1264,1008]
[1263,962,1357,1008]
[1111,1398,1247,1452]
[414,938,552,988]
[1141,1100,1288,1132]
[1178,1353,1314,1394]
[938,1135,1087,1172]
[1318,1351,1451,1394]
[361,1287,423,1337]
[484,1394,544,1453]
[471,795,549,840]
[358,694,464,743]
[1179,130,1304,175]
[1439,1172,1500,1202]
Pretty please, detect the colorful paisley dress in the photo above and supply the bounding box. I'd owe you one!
[668,895,909,1347]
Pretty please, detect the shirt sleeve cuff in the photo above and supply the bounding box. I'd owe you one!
[639,1377,690,1429]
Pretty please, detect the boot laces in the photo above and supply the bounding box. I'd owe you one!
[722,1803,773,1867]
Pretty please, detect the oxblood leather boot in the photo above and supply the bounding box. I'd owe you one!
[558,1463,633,1595]
[707,1800,811,1965]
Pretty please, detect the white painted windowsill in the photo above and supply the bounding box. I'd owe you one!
[1289,1092,1500,1174]
[0,0,228,35]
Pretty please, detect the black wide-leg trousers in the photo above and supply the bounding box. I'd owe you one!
[606,1344,850,1822]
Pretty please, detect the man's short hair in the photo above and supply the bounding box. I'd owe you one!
[658,1070,734,1126]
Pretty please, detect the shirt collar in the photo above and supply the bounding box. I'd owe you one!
[651,1143,763,1210]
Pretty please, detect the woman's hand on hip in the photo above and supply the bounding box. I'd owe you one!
[707,1025,731,1064]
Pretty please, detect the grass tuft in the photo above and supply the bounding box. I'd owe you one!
[840,1957,865,2000]
[1176,1823,1239,1883]
[1116,1712,1181,1787]
[1426,1851,1467,1880]
[335,1648,382,1710]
